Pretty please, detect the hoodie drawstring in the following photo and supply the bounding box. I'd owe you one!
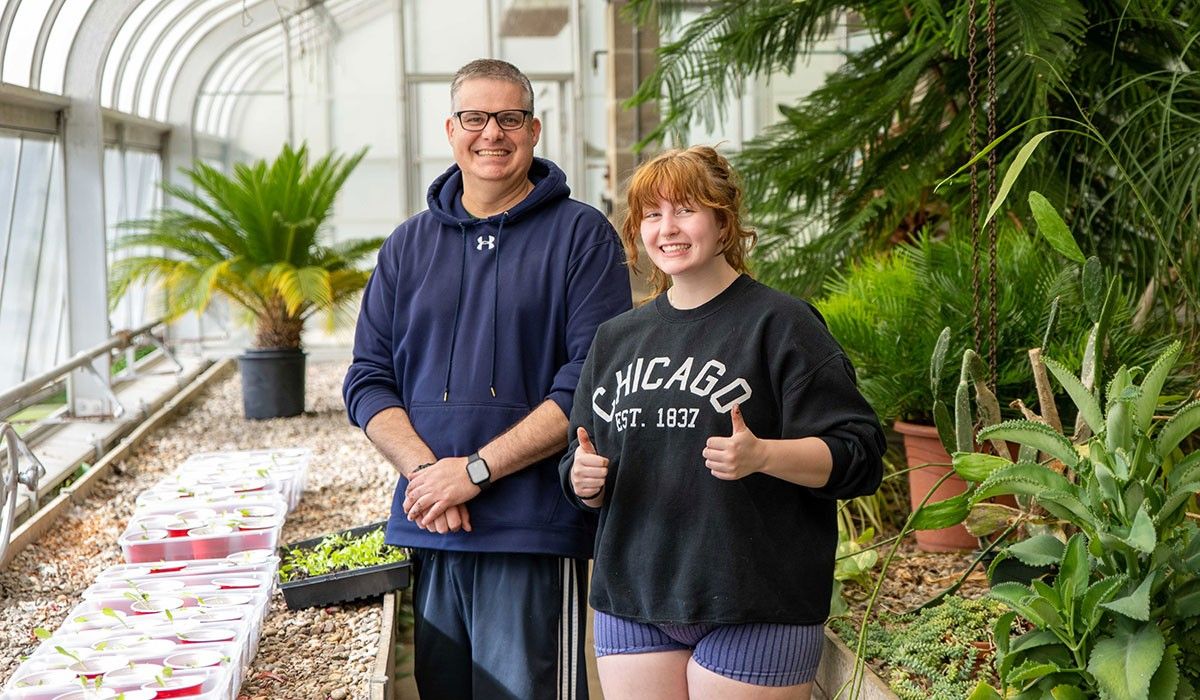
[443,216,505,401]
[489,214,507,398]
[443,223,469,401]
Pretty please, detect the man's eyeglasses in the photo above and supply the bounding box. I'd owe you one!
[453,110,532,132]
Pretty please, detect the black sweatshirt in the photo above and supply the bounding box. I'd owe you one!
[559,275,885,625]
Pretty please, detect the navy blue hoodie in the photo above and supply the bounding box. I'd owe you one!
[343,158,631,557]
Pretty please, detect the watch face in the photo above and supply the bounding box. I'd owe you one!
[467,458,489,484]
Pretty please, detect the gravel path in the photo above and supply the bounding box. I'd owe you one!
[0,360,398,700]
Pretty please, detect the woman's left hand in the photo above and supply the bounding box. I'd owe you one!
[702,403,768,480]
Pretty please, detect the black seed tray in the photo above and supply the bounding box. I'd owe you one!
[277,521,411,610]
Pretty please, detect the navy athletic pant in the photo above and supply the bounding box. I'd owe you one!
[410,549,590,700]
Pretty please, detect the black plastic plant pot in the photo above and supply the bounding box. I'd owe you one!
[239,348,306,420]
[277,521,411,610]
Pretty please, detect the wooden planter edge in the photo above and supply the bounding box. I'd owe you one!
[815,627,900,700]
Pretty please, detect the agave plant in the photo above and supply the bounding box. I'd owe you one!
[109,142,380,349]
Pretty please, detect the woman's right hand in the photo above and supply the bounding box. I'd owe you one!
[570,426,609,506]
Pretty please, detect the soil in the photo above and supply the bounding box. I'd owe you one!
[836,534,997,695]
[844,537,990,616]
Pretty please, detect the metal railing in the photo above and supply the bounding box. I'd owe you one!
[0,318,181,420]
[0,422,48,563]
[0,318,181,563]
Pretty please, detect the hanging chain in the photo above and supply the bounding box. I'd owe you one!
[986,0,999,389]
[967,0,981,363]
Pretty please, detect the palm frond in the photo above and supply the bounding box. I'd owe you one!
[108,142,380,347]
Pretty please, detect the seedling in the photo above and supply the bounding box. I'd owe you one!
[54,645,84,664]
[280,527,406,582]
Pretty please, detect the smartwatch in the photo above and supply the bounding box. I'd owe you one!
[465,452,491,491]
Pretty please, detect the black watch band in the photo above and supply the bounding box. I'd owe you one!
[466,452,491,491]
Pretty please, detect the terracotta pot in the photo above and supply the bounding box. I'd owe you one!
[895,420,979,552]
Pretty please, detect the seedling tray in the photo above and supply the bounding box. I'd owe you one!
[277,521,410,610]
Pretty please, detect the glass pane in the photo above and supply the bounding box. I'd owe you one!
[116,0,180,113]
[38,0,92,94]
[416,82,449,150]
[2,0,54,86]
[530,79,564,163]
[101,0,166,108]
[333,161,400,243]
[218,50,281,138]
[153,1,246,121]
[496,0,571,76]
[27,139,66,379]
[415,158,453,211]
[138,0,214,117]
[408,0,487,74]
[107,147,163,331]
[0,136,53,388]
[0,134,18,267]
[201,32,276,135]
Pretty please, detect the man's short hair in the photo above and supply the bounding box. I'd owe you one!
[451,59,535,112]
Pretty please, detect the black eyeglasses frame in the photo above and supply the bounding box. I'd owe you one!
[452,109,534,132]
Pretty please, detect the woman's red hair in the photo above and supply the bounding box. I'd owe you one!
[620,146,756,298]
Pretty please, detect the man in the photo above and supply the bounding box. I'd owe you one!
[343,58,631,700]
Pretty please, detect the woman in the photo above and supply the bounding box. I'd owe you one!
[559,146,885,699]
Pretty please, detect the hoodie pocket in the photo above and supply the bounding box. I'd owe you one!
[407,401,564,526]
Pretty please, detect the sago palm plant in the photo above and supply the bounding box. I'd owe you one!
[627,0,1200,311]
[109,142,380,349]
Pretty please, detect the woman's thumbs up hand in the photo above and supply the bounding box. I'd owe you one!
[571,426,609,504]
[702,403,766,480]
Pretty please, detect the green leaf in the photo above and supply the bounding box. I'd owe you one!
[967,681,1004,700]
[990,582,1047,628]
[993,610,1017,656]
[979,420,1080,468]
[1093,463,1124,513]
[965,501,1019,537]
[933,399,956,456]
[953,452,1013,481]
[1125,505,1156,555]
[955,376,973,453]
[981,131,1059,231]
[1056,534,1089,605]
[972,462,1075,503]
[1042,356,1103,435]
[1101,573,1155,621]
[1009,629,1063,654]
[1006,535,1065,567]
[910,493,970,530]
[931,326,951,395]
[1088,624,1165,700]
[1007,660,1064,684]
[1173,585,1200,619]
[1082,257,1104,324]
[1050,685,1089,700]
[1082,576,1127,631]
[1028,191,1085,263]
[1134,341,1181,433]
[1148,645,1180,700]
[1036,491,1099,532]
[33,627,51,640]
[1156,400,1200,460]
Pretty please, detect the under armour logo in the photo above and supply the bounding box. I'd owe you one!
[476,235,496,251]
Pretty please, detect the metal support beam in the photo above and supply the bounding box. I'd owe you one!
[61,0,143,417]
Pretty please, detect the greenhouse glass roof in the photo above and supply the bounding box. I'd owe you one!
[0,0,605,407]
